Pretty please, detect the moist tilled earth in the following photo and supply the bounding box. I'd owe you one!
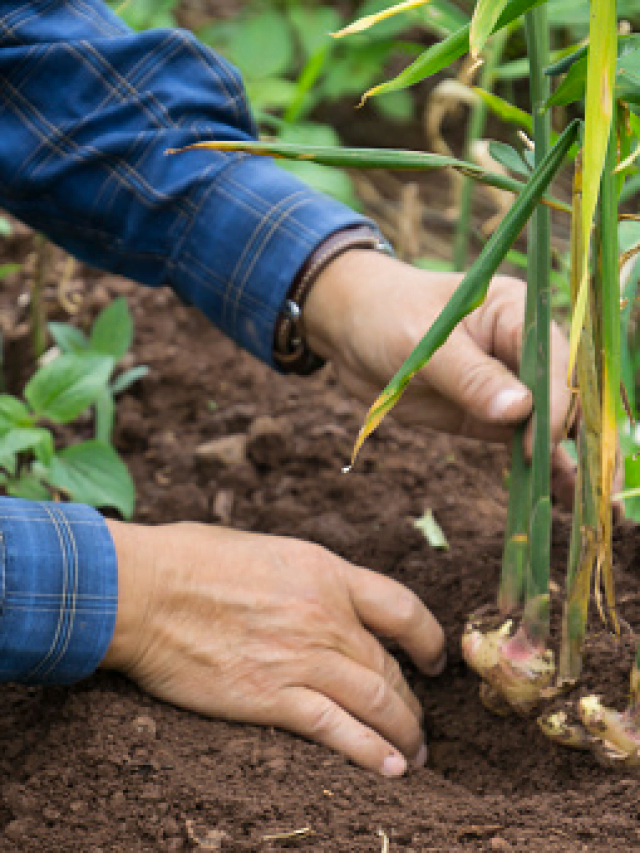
[2,240,640,851]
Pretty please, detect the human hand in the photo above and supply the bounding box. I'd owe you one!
[102,520,446,777]
[305,250,575,505]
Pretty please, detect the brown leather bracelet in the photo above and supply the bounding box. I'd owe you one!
[273,225,392,375]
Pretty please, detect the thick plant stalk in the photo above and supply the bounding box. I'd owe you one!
[463,7,556,714]
[499,6,552,626]
[520,4,552,646]
[596,121,620,634]
[558,157,600,684]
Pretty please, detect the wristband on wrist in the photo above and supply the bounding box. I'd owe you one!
[273,225,393,375]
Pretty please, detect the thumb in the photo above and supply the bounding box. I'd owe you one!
[430,334,532,427]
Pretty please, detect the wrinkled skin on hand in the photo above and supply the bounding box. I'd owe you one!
[102,253,581,777]
[306,252,576,507]
[103,521,446,777]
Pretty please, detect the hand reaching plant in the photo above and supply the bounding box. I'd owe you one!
[304,250,576,507]
[102,520,446,777]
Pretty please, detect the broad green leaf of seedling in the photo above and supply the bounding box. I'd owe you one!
[469,0,511,60]
[414,508,449,548]
[0,427,53,465]
[45,440,135,519]
[90,296,133,362]
[7,473,50,502]
[332,0,432,39]
[567,0,617,382]
[48,321,89,354]
[0,395,33,430]
[25,352,114,423]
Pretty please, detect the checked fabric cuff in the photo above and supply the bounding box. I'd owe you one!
[0,498,118,685]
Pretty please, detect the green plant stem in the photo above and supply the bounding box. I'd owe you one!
[559,156,598,683]
[31,234,48,361]
[597,118,620,632]
[453,27,509,271]
[521,5,552,644]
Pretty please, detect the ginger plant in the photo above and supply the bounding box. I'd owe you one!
[171,0,640,765]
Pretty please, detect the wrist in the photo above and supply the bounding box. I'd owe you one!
[101,518,158,673]
[273,226,391,374]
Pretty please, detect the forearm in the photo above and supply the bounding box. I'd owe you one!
[0,1,371,365]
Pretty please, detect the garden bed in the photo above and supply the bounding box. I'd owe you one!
[0,227,640,851]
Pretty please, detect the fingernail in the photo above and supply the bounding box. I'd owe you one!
[413,742,428,768]
[382,752,407,777]
[428,650,447,676]
[490,388,529,421]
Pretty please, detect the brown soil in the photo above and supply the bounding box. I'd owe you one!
[2,7,632,851]
[1,227,640,852]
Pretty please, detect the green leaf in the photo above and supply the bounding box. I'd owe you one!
[545,44,588,76]
[45,441,135,519]
[414,509,449,548]
[470,0,511,59]
[356,0,546,103]
[25,353,114,423]
[0,264,20,279]
[0,216,12,237]
[488,141,531,176]
[225,10,293,80]
[419,0,470,38]
[0,395,32,430]
[170,139,571,212]
[413,256,455,272]
[94,389,115,445]
[546,56,587,107]
[349,120,580,465]
[567,0,617,381]
[246,77,298,112]
[372,90,415,122]
[7,474,51,502]
[111,365,149,395]
[89,296,132,362]
[0,427,54,463]
[616,47,640,106]
[288,5,341,58]
[474,88,534,135]
[48,321,88,354]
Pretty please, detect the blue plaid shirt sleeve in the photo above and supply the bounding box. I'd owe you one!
[0,498,117,684]
[0,0,373,365]
[0,2,376,684]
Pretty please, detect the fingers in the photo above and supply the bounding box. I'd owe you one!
[278,685,425,777]
[424,328,533,432]
[343,629,424,722]
[346,565,446,676]
[295,650,424,759]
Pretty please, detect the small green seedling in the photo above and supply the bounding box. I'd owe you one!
[49,296,149,444]
[0,296,146,518]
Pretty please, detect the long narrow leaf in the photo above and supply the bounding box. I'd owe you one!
[470,0,511,59]
[348,121,579,466]
[358,0,547,103]
[332,0,432,38]
[168,140,571,213]
[567,0,617,381]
